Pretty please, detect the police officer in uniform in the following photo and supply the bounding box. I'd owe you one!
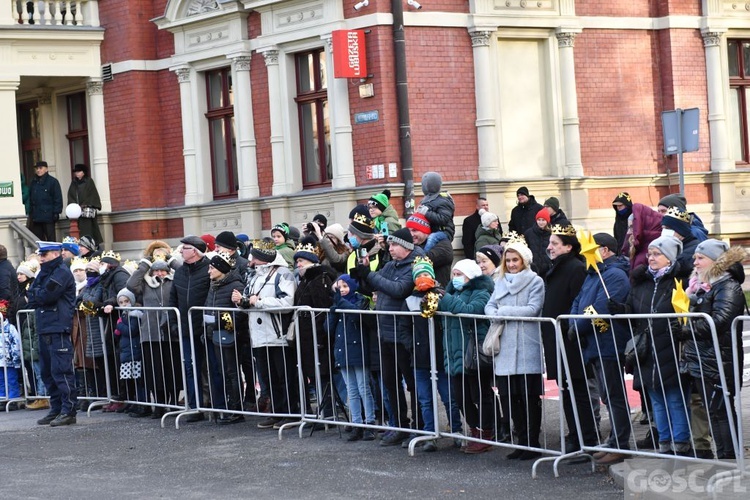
[26,241,77,426]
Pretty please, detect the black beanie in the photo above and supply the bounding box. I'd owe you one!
[215,231,237,251]
[516,186,530,197]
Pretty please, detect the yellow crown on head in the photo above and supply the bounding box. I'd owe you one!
[251,239,275,251]
[353,212,376,229]
[101,250,121,261]
[69,257,87,270]
[214,250,235,267]
[664,206,691,223]
[88,256,101,264]
[616,192,631,203]
[550,224,577,237]
[122,260,138,274]
[413,255,434,267]
[505,231,526,245]
[294,241,318,254]
[62,236,79,244]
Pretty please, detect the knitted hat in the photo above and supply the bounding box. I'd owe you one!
[406,213,432,234]
[271,223,290,240]
[236,233,250,243]
[69,257,86,273]
[337,274,358,294]
[369,190,391,212]
[293,236,320,264]
[544,197,560,212]
[648,236,683,264]
[612,192,633,209]
[62,236,80,256]
[324,223,345,244]
[79,235,97,253]
[658,193,687,212]
[480,210,499,229]
[695,239,729,261]
[504,241,533,268]
[535,208,550,224]
[412,256,435,280]
[17,260,40,278]
[117,288,136,305]
[100,250,121,266]
[180,235,207,253]
[387,228,414,251]
[215,231,237,251]
[661,207,692,238]
[86,259,101,273]
[209,250,234,274]
[476,245,502,267]
[421,172,443,195]
[151,260,170,272]
[348,206,376,239]
[251,246,277,263]
[453,259,482,280]
[593,233,619,253]
[312,214,328,230]
[0,299,9,315]
[516,186,530,197]
[200,234,216,252]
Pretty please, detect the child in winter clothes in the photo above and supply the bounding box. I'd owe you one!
[0,300,23,399]
[271,223,296,270]
[415,172,455,251]
[328,275,376,441]
[114,289,147,416]
[368,190,401,237]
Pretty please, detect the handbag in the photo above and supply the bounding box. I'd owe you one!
[623,331,648,373]
[464,335,494,372]
[212,329,235,347]
[481,321,504,357]
[81,206,98,219]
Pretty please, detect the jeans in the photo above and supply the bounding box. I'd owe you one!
[182,335,203,409]
[592,358,631,449]
[344,367,375,424]
[424,231,448,252]
[647,384,690,445]
[32,360,47,397]
[415,369,462,433]
[0,366,20,398]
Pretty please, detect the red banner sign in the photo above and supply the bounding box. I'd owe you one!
[332,30,367,79]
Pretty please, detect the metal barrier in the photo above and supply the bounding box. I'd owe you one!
[300,306,442,455]
[559,312,743,479]
[1,311,25,411]
[12,310,41,412]
[186,305,305,436]
[70,310,111,414]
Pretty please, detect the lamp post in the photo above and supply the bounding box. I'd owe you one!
[65,203,82,238]
[392,0,415,216]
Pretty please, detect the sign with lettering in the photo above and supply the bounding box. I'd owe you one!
[0,182,13,197]
[332,30,367,79]
[354,111,379,124]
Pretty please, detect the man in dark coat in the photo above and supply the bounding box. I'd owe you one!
[544,197,571,227]
[0,245,18,302]
[508,186,543,235]
[612,192,633,255]
[67,164,103,245]
[461,197,488,259]
[29,161,63,241]
[406,213,453,288]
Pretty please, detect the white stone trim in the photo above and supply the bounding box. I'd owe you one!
[109,58,174,74]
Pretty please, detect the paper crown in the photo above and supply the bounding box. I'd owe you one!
[251,239,275,251]
[550,224,577,237]
[664,206,691,223]
[213,250,235,266]
[505,231,526,244]
[352,212,376,229]
[616,192,631,203]
[62,236,79,244]
[101,250,121,262]
[294,240,318,255]
[69,256,88,270]
[413,255,434,267]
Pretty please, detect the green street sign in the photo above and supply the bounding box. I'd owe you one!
[0,182,12,197]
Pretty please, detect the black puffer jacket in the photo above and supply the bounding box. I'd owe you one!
[169,257,211,338]
[681,247,747,391]
[204,268,248,343]
[622,263,683,392]
[508,195,544,236]
[399,290,444,371]
[524,225,551,278]
[294,264,337,377]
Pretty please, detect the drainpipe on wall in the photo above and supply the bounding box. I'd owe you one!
[392,0,414,217]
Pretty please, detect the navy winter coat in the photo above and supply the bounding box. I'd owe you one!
[116,311,142,363]
[29,172,63,223]
[26,255,75,335]
[329,293,370,369]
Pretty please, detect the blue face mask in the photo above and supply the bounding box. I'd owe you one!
[617,208,630,216]
[349,235,360,249]
[451,277,466,290]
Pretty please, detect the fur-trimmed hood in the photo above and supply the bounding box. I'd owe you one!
[144,240,172,259]
[699,246,747,285]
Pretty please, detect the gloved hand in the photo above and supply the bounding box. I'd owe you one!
[416,205,429,215]
[607,298,628,315]
[356,264,371,281]
[566,325,578,343]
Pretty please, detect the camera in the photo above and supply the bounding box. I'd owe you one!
[357,248,369,265]
[305,222,315,233]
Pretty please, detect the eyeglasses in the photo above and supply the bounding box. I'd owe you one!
[367,202,377,207]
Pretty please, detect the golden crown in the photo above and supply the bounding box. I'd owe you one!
[550,224,577,237]
[101,250,121,262]
[413,255,434,267]
[62,236,78,244]
[221,312,234,332]
[505,231,526,244]
[251,239,276,251]
[616,192,631,203]
[294,241,318,254]
[122,260,138,273]
[214,250,235,266]
[353,212,376,229]
[664,206,691,223]
[69,257,87,270]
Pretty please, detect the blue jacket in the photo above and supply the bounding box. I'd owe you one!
[27,256,75,335]
[116,311,142,363]
[571,256,631,362]
[328,293,369,369]
[29,172,63,223]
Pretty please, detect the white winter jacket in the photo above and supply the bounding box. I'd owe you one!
[242,253,297,347]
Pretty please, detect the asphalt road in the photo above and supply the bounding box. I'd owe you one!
[0,408,623,499]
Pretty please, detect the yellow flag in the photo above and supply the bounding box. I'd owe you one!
[578,230,603,270]
[671,278,690,325]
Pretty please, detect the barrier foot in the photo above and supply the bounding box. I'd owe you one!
[161,409,190,429]
[532,455,558,479]
[278,419,303,441]
[174,409,201,430]
[707,468,744,496]
[549,451,593,478]
[407,434,438,457]
[86,400,108,417]
[4,398,25,412]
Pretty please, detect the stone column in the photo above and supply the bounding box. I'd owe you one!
[229,54,260,199]
[36,89,57,166]
[324,37,356,189]
[702,30,733,172]
[470,29,501,179]
[172,65,202,205]
[259,48,288,196]
[86,79,112,212]
[0,75,25,218]
[556,29,584,178]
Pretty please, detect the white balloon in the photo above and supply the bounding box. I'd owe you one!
[65,203,82,219]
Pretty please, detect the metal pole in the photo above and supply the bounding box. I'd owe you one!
[392,0,415,216]
[677,108,685,194]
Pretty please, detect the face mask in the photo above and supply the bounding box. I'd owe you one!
[414,276,435,292]
[452,277,466,290]
[349,236,360,249]
[99,266,107,275]
[617,208,630,216]
[661,228,675,238]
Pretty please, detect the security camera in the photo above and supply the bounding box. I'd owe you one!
[353,0,369,10]
[407,0,422,9]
